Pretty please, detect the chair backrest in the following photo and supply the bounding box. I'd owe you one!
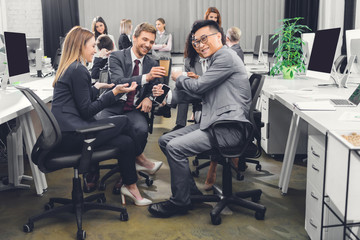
[15,86,62,173]
[98,69,109,94]
[247,74,265,157]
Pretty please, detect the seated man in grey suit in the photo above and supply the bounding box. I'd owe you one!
[148,20,252,218]
[97,22,165,173]
[226,26,244,63]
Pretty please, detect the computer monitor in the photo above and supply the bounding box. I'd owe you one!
[307,28,341,81]
[26,37,40,61]
[345,29,360,74]
[253,35,263,63]
[4,31,30,84]
[268,34,278,63]
[301,33,315,67]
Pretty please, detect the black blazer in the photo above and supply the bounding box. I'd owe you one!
[231,44,245,63]
[118,33,132,50]
[91,57,108,79]
[108,48,159,105]
[52,61,116,132]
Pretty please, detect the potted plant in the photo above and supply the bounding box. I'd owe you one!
[270,17,311,79]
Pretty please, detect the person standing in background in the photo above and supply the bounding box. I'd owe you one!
[91,16,117,51]
[152,18,173,118]
[118,19,133,50]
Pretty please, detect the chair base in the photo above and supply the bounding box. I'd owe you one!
[99,164,153,192]
[23,176,128,240]
[190,158,266,225]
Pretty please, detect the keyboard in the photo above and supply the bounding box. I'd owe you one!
[330,99,353,106]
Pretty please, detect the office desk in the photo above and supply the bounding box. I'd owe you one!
[0,77,54,195]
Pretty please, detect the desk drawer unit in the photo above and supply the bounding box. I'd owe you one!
[260,94,307,155]
[306,135,325,240]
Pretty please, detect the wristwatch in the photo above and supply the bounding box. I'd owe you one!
[148,96,154,101]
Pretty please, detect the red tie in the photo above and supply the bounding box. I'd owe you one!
[124,59,140,111]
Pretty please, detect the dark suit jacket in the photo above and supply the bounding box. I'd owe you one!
[230,44,244,63]
[52,61,116,132]
[118,33,132,50]
[91,57,108,79]
[108,48,159,107]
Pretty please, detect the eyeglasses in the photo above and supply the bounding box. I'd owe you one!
[192,32,218,48]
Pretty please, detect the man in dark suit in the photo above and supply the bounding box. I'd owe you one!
[148,20,251,218]
[226,26,244,63]
[97,22,165,172]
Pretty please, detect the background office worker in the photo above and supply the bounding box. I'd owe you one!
[226,26,244,62]
[118,19,133,50]
[51,26,151,206]
[148,20,251,218]
[91,34,114,80]
[97,22,166,173]
[91,16,116,50]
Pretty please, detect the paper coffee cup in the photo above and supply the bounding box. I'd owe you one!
[159,59,170,76]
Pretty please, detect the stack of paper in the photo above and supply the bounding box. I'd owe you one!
[293,101,336,111]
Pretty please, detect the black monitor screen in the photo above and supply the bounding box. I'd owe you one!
[307,28,340,74]
[254,35,262,56]
[4,31,30,77]
[268,34,277,56]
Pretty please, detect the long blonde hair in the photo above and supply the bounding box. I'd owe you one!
[53,26,94,87]
[120,19,132,35]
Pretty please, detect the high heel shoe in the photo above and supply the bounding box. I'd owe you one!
[135,161,163,175]
[120,186,152,206]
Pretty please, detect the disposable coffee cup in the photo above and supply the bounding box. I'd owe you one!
[159,59,170,76]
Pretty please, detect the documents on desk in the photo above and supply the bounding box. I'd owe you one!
[293,101,336,111]
[339,111,360,121]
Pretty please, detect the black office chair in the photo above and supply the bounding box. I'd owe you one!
[192,74,264,180]
[16,86,128,240]
[190,75,266,225]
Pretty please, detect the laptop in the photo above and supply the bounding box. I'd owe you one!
[330,84,360,107]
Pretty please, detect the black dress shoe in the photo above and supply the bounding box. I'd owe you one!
[148,200,191,218]
[83,172,99,193]
[112,177,123,195]
[154,105,171,118]
[163,124,184,135]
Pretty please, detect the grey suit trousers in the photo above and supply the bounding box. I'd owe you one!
[158,123,243,206]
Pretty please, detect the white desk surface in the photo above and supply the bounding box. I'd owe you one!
[0,77,54,124]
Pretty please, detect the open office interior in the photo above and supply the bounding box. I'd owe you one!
[1,0,360,240]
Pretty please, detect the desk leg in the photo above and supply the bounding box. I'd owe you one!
[278,113,304,195]
[20,113,47,196]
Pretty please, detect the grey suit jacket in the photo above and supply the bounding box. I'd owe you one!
[230,44,245,63]
[108,48,159,104]
[176,46,251,130]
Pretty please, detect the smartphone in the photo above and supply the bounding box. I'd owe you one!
[154,84,170,104]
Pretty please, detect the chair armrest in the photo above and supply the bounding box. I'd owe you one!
[76,123,115,137]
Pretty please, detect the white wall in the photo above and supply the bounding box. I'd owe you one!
[0,0,43,50]
[78,0,284,53]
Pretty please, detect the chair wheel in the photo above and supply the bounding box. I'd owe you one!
[210,214,221,225]
[236,173,244,181]
[239,163,247,171]
[77,230,86,240]
[191,170,199,177]
[44,202,54,211]
[192,159,199,166]
[23,222,34,233]
[97,196,106,203]
[255,209,266,220]
[98,182,106,191]
[256,164,262,171]
[145,178,153,187]
[120,212,129,221]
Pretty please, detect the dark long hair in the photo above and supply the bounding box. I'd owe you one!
[91,16,108,40]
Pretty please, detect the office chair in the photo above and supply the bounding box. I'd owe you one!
[192,74,264,180]
[16,86,128,240]
[190,75,266,225]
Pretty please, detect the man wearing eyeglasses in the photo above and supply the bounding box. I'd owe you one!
[148,20,251,218]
